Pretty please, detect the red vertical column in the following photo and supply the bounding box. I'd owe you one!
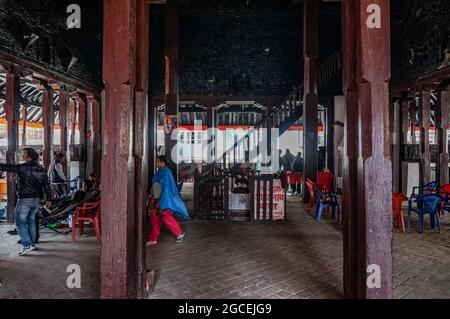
[341,0,359,298]
[58,87,69,157]
[75,94,87,183]
[41,83,54,169]
[134,0,150,296]
[302,0,319,203]
[21,106,27,146]
[399,93,410,194]
[58,87,69,188]
[437,86,450,186]
[102,0,149,299]
[164,1,179,178]
[5,66,20,223]
[419,89,431,185]
[342,0,393,298]
[88,96,102,177]
[356,0,393,298]
[69,99,77,146]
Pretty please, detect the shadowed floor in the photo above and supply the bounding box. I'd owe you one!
[1,184,450,298]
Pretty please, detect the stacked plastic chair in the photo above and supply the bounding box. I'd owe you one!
[407,182,441,233]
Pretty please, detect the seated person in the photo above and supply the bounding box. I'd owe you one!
[83,173,101,192]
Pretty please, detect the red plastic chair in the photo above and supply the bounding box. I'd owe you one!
[306,179,316,211]
[317,171,333,193]
[72,200,101,241]
[392,193,407,233]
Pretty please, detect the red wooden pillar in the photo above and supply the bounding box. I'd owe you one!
[85,97,94,176]
[419,89,431,185]
[75,94,87,183]
[21,106,27,146]
[102,0,149,299]
[5,66,20,223]
[341,0,359,298]
[40,83,54,169]
[69,99,77,146]
[56,87,69,188]
[409,101,417,145]
[357,0,393,298]
[164,1,179,178]
[399,93,410,194]
[134,0,150,296]
[58,87,69,157]
[437,87,450,186]
[206,104,214,164]
[342,0,393,299]
[302,0,319,203]
[391,99,400,192]
[88,96,102,177]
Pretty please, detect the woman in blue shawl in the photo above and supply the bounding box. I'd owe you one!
[147,156,188,245]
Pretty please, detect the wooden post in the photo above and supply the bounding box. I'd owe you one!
[399,93,410,194]
[409,100,417,145]
[164,1,179,179]
[69,99,77,145]
[148,101,157,179]
[341,0,359,299]
[5,65,20,223]
[74,94,87,183]
[419,90,431,185]
[302,0,319,203]
[55,86,69,189]
[437,85,450,186]
[102,0,149,299]
[342,0,393,299]
[21,106,27,146]
[134,0,150,298]
[88,96,102,177]
[85,97,94,176]
[326,97,335,176]
[206,104,214,164]
[40,83,54,169]
[356,0,393,298]
[391,99,401,193]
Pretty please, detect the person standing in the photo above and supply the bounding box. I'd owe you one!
[147,155,188,245]
[293,152,304,195]
[48,153,67,197]
[0,148,52,256]
[283,149,295,171]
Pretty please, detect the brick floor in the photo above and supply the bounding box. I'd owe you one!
[0,224,100,299]
[1,184,450,299]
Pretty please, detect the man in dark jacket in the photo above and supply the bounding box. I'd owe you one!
[0,148,52,256]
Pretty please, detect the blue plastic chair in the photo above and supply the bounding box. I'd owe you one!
[314,186,340,223]
[408,181,438,211]
[407,194,442,233]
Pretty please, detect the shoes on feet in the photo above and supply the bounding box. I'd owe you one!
[146,241,157,246]
[18,246,35,256]
[176,232,185,243]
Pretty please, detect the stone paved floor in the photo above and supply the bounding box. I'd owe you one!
[1,184,450,299]
[0,224,100,299]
